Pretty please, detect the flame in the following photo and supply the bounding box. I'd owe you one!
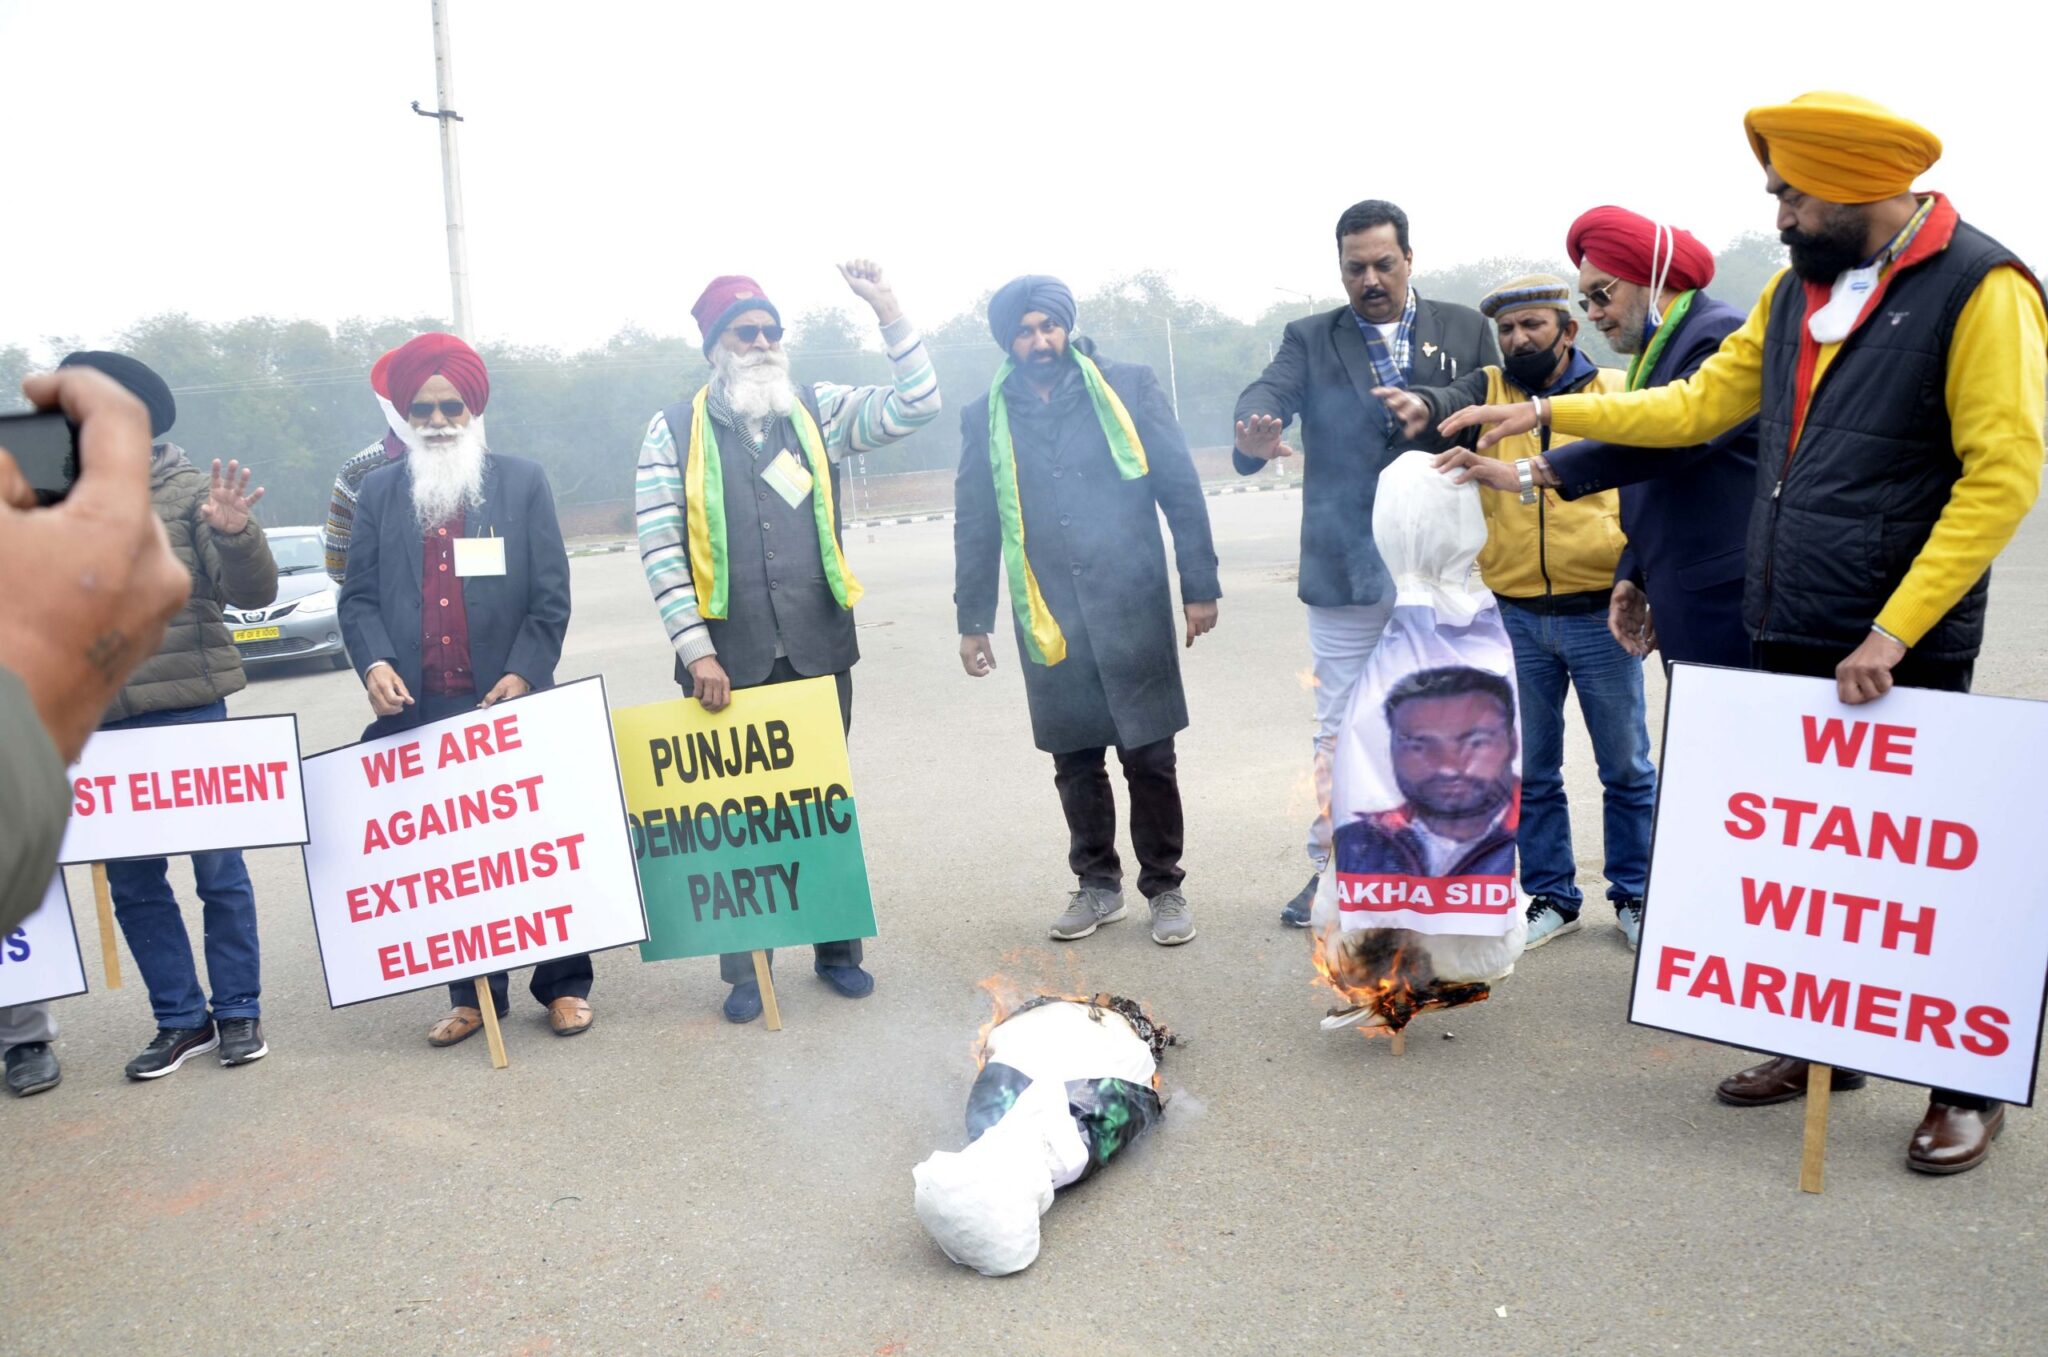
[1308,923,1490,1038]
[971,965,1169,1091]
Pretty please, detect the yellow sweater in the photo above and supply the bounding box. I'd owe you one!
[1549,265,2047,646]
[1477,365,1630,599]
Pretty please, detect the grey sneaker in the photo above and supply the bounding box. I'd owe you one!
[1148,889,1196,946]
[1614,897,1644,951]
[1524,896,1583,949]
[1050,886,1126,940]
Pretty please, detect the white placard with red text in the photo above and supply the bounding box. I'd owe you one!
[0,874,88,1008]
[1631,665,2048,1105]
[299,678,646,1007]
[59,715,307,864]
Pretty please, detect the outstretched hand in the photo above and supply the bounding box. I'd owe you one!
[199,458,265,535]
[1431,449,1520,492]
[1437,401,1541,452]
[1233,414,1295,461]
[1371,386,1431,440]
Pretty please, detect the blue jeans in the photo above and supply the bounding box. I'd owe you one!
[102,700,262,1029]
[1501,604,1657,913]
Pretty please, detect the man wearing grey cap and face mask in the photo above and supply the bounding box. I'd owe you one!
[954,276,1221,947]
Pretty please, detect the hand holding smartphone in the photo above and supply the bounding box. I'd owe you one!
[0,409,79,505]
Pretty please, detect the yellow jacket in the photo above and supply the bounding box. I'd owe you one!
[1474,364,1630,600]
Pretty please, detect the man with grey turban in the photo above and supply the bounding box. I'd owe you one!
[954,274,1220,947]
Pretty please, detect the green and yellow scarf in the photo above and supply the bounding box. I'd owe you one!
[684,386,863,619]
[987,352,1148,665]
[1625,289,1696,391]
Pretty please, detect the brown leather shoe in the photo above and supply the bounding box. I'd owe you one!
[1715,1056,1869,1106]
[1908,1101,2005,1175]
[547,996,594,1037]
[428,1007,483,1047]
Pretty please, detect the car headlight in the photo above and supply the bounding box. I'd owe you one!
[296,590,339,616]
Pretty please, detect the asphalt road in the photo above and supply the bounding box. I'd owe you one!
[6,485,2045,1356]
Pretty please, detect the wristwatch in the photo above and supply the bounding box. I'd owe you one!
[1515,458,1538,504]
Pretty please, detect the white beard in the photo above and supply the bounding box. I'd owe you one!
[408,417,488,532]
[712,346,797,422]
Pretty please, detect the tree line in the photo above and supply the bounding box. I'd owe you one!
[1,235,1789,530]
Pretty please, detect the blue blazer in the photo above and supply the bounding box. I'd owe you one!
[339,452,571,703]
[1543,292,1757,668]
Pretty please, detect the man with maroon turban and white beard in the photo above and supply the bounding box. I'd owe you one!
[338,332,582,1047]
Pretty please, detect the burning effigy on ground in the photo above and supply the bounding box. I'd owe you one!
[1311,451,1527,1036]
[914,991,1173,1277]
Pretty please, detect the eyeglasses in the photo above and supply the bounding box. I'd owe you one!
[730,324,784,344]
[409,399,467,420]
[1577,281,1627,313]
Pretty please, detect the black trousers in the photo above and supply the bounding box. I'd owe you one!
[679,658,863,985]
[1051,736,1185,899]
[363,691,600,1013]
[1750,640,1990,1112]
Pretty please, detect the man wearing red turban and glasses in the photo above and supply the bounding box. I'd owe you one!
[339,332,582,1047]
[1439,92,2047,1175]
[1534,207,1756,671]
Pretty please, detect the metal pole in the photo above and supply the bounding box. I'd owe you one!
[430,0,475,339]
[1164,316,1180,420]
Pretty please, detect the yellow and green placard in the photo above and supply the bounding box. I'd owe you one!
[611,677,876,960]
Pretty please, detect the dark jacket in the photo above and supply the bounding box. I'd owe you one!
[1233,298,1497,607]
[340,453,571,702]
[1543,293,1757,668]
[955,346,1220,753]
[1749,216,2024,662]
[104,442,279,722]
[1332,799,1518,879]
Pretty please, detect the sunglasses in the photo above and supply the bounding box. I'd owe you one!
[1577,280,1627,313]
[409,399,468,420]
[730,324,783,344]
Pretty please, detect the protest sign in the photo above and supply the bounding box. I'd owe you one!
[300,678,646,1010]
[612,676,877,964]
[1632,664,2048,1109]
[0,875,88,1009]
[59,715,307,864]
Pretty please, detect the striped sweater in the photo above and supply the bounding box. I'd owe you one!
[323,434,407,583]
[636,314,940,668]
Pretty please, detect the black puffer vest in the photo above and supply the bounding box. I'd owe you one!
[1748,216,2029,662]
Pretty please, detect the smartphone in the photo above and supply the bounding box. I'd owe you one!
[0,410,79,506]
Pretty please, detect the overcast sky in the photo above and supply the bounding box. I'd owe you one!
[2,0,2037,356]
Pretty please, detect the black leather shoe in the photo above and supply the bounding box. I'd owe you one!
[1908,1101,2005,1175]
[5,1042,59,1096]
[1715,1056,1868,1106]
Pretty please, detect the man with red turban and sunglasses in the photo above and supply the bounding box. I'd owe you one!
[635,260,941,1024]
[339,331,581,1048]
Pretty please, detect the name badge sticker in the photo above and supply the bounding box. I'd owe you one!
[453,536,508,577]
[761,449,814,509]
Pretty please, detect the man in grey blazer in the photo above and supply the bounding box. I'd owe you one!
[1233,199,1499,928]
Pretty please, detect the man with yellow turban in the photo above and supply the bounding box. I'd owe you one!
[1436,91,2047,1177]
